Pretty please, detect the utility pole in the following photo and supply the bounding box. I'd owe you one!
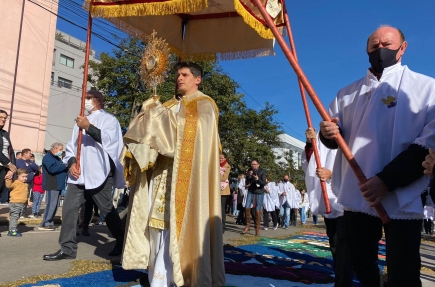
[9,0,26,133]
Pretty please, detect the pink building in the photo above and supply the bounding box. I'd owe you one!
[0,0,58,153]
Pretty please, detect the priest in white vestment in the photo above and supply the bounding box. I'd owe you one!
[278,175,300,228]
[262,178,279,230]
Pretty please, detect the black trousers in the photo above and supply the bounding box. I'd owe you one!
[236,205,245,225]
[263,208,278,228]
[424,219,433,234]
[58,176,125,256]
[324,216,353,287]
[344,211,422,287]
[290,208,297,226]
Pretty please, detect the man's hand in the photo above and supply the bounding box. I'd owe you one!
[253,175,259,180]
[75,115,91,130]
[422,148,435,176]
[320,117,340,139]
[265,186,269,193]
[359,176,389,207]
[282,192,287,196]
[305,127,316,142]
[4,170,13,180]
[316,168,332,181]
[69,163,81,179]
[8,163,16,173]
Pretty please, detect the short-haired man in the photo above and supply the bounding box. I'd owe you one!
[242,159,267,236]
[43,90,125,260]
[38,142,68,231]
[122,62,225,286]
[0,110,16,205]
[320,26,435,286]
[15,152,21,160]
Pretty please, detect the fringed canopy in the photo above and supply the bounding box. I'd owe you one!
[85,0,285,61]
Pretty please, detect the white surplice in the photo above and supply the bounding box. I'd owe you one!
[329,62,435,219]
[263,182,279,212]
[238,177,248,207]
[64,109,125,189]
[278,181,300,208]
[301,134,343,218]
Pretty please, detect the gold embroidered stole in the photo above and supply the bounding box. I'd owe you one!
[149,155,173,230]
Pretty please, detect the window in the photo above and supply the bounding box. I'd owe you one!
[60,54,74,68]
[58,77,72,89]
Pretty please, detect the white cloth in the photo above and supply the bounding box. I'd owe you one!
[329,63,435,219]
[299,193,310,209]
[424,206,434,221]
[263,182,279,211]
[238,177,248,207]
[301,134,343,218]
[64,109,125,189]
[278,181,300,208]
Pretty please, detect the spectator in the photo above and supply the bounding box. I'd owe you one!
[39,143,68,231]
[6,168,30,237]
[232,189,239,217]
[423,196,434,235]
[242,159,267,236]
[16,151,21,160]
[236,174,246,225]
[30,154,35,162]
[220,153,231,233]
[16,149,38,217]
[30,166,44,218]
[0,110,17,204]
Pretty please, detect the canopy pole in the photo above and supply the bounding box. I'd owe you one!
[250,0,390,224]
[76,1,93,171]
[282,2,330,214]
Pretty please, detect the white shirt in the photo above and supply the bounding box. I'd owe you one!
[301,134,344,218]
[64,109,125,189]
[329,63,435,219]
[263,182,279,211]
[238,177,248,207]
[278,181,300,208]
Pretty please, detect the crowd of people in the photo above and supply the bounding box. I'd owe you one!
[1,25,435,287]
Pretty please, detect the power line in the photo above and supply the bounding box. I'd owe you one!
[238,86,305,140]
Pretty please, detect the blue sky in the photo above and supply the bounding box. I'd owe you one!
[56,0,435,141]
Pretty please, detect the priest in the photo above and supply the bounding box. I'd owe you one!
[121,62,225,287]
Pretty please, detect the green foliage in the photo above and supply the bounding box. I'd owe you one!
[87,36,303,182]
[276,150,306,191]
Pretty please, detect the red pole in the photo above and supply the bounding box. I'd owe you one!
[76,1,93,171]
[283,3,330,214]
[250,0,390,224]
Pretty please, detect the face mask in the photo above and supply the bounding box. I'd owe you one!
[283,179,288,183]
[85,99,94,112]
[368,46,401,74]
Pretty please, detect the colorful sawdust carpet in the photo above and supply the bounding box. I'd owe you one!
[16,232,386,287]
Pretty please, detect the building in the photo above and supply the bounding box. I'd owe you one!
[273,133,305,168]
[0,0,58,155]
[44,30,98,150]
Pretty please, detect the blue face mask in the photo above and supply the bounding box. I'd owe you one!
[55,151,62,157]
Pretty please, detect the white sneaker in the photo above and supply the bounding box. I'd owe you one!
[263,227,268,230]
[273,225,278,230]
[29,215,35,219]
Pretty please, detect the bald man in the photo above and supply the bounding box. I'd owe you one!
[320,26,435,287]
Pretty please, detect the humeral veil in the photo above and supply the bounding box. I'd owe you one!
[121,91,225,287]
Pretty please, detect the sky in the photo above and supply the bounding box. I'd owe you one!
[56,0,435,141]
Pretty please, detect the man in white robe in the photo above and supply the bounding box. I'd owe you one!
[43,90,126,260]
[263,178,279,230]
[301,128,353,287]
[278,175,300,228]
[320,26,435,286]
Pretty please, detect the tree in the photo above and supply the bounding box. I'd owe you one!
[88,36,286,179]
[276,150,306,191]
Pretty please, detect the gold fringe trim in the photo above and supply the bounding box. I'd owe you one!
[0,260,112,287]
[85,0,208,17]
[234,0,274,39]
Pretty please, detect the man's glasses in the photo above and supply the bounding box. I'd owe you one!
[0,116,9,120]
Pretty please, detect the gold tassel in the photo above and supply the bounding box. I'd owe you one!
[234,0,274,39]
[85,0,208,18]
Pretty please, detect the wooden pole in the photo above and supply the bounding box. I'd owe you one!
[250,0,390,224]
[282,3,330,214]
[76,1,93,171]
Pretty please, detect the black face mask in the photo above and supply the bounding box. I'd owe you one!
[368,46,401,74]
[283,179,288,183]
